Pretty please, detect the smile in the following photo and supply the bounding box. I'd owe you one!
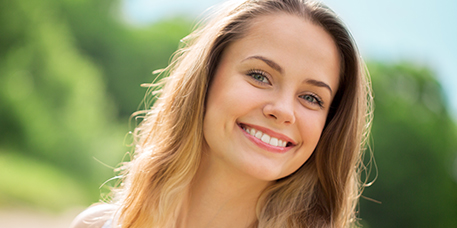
[242,125,288,147]
[240,124,293,149]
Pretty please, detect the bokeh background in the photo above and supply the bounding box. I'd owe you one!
[1,0,456,227]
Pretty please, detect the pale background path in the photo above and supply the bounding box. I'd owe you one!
[0,207,84,228]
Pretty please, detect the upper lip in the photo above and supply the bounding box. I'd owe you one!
[238,122,297,146]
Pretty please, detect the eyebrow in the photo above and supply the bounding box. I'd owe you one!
[243,55,333,95]
[305,79,333,95]
[243,55,283,74]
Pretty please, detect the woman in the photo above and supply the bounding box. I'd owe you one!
[71,0,372,227]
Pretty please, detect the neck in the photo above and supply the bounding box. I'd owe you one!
[177,152,271,228]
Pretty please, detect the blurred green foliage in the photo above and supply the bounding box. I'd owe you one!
[359,63,457,227]
[0,0,125,209]
[0,152,87,210]
[59,0,193,118]
[0,0,456,226]
[0,0,191,210]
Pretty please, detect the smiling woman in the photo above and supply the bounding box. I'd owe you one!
[71,0,373,228]
[203,14,340,182]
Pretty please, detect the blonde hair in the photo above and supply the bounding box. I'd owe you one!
[112,0,373,227]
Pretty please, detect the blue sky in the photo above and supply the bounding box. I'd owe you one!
[121,0,457,118]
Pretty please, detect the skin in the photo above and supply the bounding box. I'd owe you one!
[71,13,341,228]
[180,13,340,228]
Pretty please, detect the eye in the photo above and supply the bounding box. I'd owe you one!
[300,94,324,108]
[247,69,270,84]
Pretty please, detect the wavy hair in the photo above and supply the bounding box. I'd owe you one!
[112,0,373,227]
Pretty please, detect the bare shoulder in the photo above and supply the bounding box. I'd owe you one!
[69,203,118,228]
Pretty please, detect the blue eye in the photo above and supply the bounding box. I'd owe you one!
[247,70,270,84]
[300,94,324,108]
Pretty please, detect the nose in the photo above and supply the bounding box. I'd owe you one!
[263,95,296,125]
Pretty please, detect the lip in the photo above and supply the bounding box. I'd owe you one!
[238,123,296,153]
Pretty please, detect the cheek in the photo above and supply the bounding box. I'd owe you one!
[203,74,247,137]
[278,111,327,178]
[296,111,327,157]
[297,109,327,141]
[207,80,260,117]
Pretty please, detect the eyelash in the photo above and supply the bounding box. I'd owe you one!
[300,93,324,108]
[246,69,324,108]
[247,69,270,84]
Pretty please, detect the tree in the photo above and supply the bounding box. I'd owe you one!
[0,0,124,209]
[0,0,193,210]
[360,62,457,227]
[60,0,193,118]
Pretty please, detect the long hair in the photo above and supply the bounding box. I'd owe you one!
[112,0,373,227]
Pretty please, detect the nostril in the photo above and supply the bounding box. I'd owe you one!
[269,114,277,119]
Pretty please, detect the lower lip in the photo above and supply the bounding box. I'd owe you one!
[239,125,291,154]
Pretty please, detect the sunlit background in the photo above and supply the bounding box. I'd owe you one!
[1,0,456,227]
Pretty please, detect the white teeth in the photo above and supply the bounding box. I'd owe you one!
[242,125,289,148]
[270,137,278,147]
[261,134,270,143]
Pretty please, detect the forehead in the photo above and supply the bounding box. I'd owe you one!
[222,13,340,92]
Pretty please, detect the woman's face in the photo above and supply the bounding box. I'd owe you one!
[203,14,340,181]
